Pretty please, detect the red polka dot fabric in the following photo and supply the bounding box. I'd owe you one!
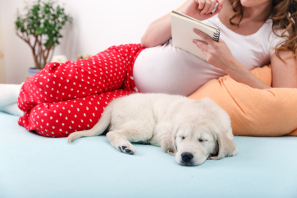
[18,44,144,137]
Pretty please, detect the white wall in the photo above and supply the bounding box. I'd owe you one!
[0,0,184,84]
[0,10,5,83]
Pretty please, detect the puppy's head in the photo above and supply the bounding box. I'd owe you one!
[163,98,238,166]
[174,122,217,166]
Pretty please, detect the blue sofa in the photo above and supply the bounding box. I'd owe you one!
[1,112,297,198]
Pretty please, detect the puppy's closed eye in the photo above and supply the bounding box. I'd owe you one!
[198,138,207,143]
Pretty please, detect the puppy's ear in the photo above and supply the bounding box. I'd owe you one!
[161,125,178,156]
[210,128,238,160]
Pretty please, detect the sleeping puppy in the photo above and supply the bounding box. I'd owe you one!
[68,93,238,166]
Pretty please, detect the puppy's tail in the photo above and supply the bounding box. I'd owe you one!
[68,104,113,143]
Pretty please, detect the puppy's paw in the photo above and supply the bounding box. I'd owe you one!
[118,144,136,155]
[228,147,238,157]
[136,140,150,145]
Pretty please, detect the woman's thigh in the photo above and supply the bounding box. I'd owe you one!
[18,44,143,112]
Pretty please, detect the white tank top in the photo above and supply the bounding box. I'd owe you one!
[133,14,285,96]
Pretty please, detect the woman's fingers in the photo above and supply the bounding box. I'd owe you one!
[201,0,212,15]
[193,28,214,44]
[196,0,219,15]
[192,39,208,52]
[208,0,218,14]
[196,0,206,10]
[212,0,224,15]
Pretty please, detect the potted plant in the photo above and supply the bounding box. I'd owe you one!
[15,0,72,76]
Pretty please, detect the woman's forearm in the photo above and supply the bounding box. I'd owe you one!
[141,0,196,48]
[192,28,271,89]
[225,59,271,89]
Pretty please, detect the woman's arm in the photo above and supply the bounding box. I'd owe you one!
[271,51,297,88]
[141,0,223,48]
[192,29,271,89]
[140,13,172,48]
[221,59,271,89]
[193,28,297,89]
[223,50,297,89]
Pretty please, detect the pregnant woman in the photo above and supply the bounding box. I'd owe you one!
[1,0,296,137]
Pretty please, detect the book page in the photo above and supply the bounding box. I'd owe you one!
[171,11,219,61]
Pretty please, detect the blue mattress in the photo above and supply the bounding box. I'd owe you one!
[0,112,296,198]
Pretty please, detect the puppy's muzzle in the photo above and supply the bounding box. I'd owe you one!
[181,152,194,164]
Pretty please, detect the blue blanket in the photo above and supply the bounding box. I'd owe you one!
[0,112,296,198]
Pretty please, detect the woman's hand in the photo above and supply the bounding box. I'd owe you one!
[192,28,271,89]
[179,0,224,21]
[192,28,234,71]
[141,0,224,48]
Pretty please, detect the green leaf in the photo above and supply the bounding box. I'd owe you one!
[15,0,72,68]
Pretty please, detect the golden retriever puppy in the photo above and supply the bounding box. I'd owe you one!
[68,93,238,166]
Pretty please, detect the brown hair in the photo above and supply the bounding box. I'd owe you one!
[229,0,297,59]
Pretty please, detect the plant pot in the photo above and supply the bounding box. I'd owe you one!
[28,68,42,77]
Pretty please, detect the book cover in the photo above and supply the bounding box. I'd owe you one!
[171,10,220,61]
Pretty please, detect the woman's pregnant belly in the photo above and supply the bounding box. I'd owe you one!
[133,41,225,96]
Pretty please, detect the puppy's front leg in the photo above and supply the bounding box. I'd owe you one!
[106,130,136,155]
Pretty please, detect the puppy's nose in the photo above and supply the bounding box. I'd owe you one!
[181,152,194,163]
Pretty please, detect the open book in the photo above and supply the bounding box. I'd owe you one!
[171,10,220,61]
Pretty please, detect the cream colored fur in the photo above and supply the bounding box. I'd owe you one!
[68,93,238,166]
